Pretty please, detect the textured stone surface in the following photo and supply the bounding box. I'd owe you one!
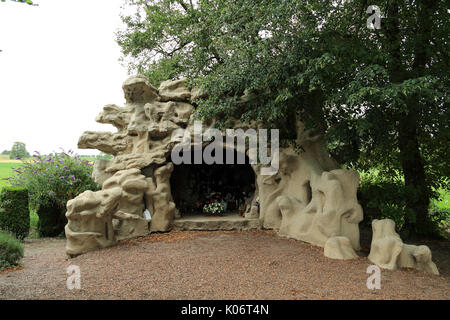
[67,76,193,255]
[324,236,358,260]
[91,159,113,185]
[368,219,439,275]
[173,214,261,231]
[256,123,363,251]
[145,162,177,232]
[158,78,191,102]
[65,169,150,256]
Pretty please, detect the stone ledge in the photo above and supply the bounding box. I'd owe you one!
[172,215,261,231]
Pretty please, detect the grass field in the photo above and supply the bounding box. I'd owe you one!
[0,154,27,163]
[0,153,27,187]
[79,156,98,162]
[0,162,21,187]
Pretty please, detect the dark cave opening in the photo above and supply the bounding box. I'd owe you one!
[169,148,256,217]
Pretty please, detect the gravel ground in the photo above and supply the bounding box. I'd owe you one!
[0,230,449,300]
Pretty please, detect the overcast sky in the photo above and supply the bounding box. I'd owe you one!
[0,0,130,155]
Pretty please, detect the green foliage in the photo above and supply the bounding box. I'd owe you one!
[9,142,30,160]
[360,171,449,238]
[9,150,100,208]
[29,209,38,228]
[1,150,10,155]
[0,186,30,240]
[134,55,182,88]
[96,152,113,161]
[29,209,38,239]
[0,231,24,270]
[8,150,100,237]
[429,187,450,239]
[0,162,20,188]
[428,201,450,240]
[359,171,407,230]
[37,198,64,237]
[0,0,37,6]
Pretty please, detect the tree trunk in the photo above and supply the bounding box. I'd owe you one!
[400,0,437,237]
[398,106,430,237]
[384,0,436,238]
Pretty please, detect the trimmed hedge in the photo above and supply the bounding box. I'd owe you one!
[0,186,30,240]
[0,231,24,270]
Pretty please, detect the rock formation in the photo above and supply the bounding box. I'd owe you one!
[368,219,439,275]
[324,236,359,260]
[64,75,439,276]
[65,168,150,256]
[251,122,363,251]
[67,75,364,255]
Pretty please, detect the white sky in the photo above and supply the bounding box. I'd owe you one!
[0,0,130,155]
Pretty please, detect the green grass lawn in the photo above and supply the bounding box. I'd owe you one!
[0,162,22,188]
[79,156,98,162]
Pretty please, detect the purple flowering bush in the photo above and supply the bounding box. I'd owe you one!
[8,150,100,237]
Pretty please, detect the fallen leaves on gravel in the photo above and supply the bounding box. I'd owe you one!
[0,265,23,274]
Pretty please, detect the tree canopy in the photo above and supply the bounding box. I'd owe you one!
[10,142,30,160]
[117,0,449,237]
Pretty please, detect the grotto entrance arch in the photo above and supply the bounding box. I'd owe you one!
[169,147,256,218]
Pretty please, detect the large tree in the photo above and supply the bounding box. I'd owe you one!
[10,142,29,160]
[118,0,449,237]
[321,0,449,237]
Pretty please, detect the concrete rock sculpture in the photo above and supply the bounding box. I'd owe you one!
[368,219,439,275]
[65,169,150,256]
[67,75,366,255]
[324,236,359,260]
[65,75,438,273]
[254,124,363,251]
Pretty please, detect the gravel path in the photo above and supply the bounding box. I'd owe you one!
[1,230,449,300]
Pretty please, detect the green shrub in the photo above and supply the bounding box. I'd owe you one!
[8,150,100,237]
[358,172,406,230]
[359,171,449,238]
[429,201,450,240]
[30,209,39,229]
[0,186,30,239]
[0,231,24,270]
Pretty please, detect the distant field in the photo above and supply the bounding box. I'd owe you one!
[79,156,98,162]
[0,155,27,163]
[0,162,21,187]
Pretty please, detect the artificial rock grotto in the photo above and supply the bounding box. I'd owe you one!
[65,75,439,275]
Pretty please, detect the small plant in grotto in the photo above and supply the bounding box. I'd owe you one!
[203,201,225,216]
